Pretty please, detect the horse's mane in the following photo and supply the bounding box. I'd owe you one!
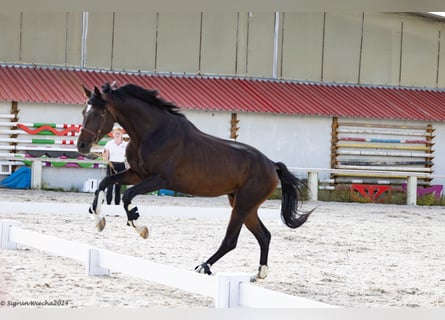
[107,83,185,118]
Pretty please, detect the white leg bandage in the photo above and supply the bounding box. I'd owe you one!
[96,190,105,215]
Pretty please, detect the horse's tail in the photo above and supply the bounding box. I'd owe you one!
[275,162,315,229]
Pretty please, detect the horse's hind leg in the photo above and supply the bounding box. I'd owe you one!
[227,193,235,207]
[196,191,266,275]
[244,213,271,279]
[195,209,245,275]
[196,174,276,276]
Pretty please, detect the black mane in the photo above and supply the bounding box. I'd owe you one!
[109,83,184,117]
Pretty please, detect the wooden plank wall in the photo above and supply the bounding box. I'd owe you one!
[330,117,434,186]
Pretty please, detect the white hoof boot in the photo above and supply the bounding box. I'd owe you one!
[257,265,269,280]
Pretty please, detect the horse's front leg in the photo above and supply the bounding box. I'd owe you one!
[122,175,164,239]
[89,169,138,232]
[88,178,110,232]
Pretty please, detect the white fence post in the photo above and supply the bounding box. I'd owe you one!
[406,175,418,205]
[307,171,318,201]
[86,247,110,276]
[0,220,20,249]
[31,160,42,189]
[214,272,251,308]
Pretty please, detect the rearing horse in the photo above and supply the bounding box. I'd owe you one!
[77,83,314,279]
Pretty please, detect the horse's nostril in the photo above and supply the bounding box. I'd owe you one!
[77,141,90,154]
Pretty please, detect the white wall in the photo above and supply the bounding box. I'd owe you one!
[18,102,83,123]
[185,110,332,180]
[237,113,332,179]
[42,166,105,191]
[183,110,232,139]
[3,102,445,190]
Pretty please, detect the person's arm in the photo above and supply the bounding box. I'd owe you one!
[103,147,110,162]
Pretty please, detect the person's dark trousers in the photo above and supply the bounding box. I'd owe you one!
[105,162,126,205]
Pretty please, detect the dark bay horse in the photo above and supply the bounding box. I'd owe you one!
[77,83,314,279]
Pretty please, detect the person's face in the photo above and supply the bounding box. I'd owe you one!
[114,131,122,140]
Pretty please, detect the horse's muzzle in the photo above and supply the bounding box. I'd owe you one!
[77,140,91,154]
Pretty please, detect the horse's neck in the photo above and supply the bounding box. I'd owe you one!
[116,103,177,139]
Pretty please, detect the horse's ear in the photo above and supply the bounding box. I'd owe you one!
[94,86,101,96]
[102,82,111,94]
[83,85,91,98]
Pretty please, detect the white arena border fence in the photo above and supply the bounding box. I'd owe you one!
[0,220,334,308]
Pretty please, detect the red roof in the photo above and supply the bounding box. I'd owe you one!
[1,64,445,121]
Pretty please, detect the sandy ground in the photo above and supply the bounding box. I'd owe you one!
[0,188,444,308]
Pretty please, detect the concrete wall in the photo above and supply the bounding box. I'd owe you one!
[1,12,445,87]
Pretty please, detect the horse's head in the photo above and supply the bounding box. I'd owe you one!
[77,85,115,154]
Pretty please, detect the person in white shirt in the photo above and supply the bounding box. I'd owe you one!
[103,125,128,205]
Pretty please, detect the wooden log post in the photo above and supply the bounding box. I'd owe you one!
[9,101,19,172]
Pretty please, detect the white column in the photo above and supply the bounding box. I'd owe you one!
[81,12,89,68]
[307,171,319,201]
[31,160,42,189]
[272,12,280,78]
[406,176,417,205]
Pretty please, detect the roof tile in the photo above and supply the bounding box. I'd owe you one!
[1,65,445,121]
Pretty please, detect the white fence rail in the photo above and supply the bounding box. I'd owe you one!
[289,167,445,206]
[0,220,333,308]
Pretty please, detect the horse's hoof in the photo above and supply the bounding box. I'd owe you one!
[96,217,106,232]
[257,265,268,280]
[194,263,212,275]
[136,226,149,239]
